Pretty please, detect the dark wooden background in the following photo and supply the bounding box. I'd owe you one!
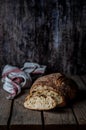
[0,0,86,75]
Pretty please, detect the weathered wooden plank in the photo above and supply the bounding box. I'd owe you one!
[10,89,42,130]
[71,76,86,129]
[0,0,86,75]
[0,0,36,66]
[43,107,77,130]
[0,82,12,130]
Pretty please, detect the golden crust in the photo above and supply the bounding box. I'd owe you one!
[30,73,78,100]
[24,73,78,110]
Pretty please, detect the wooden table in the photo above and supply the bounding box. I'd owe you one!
[0,75,86,130]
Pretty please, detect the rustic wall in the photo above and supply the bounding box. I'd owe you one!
[0,0,86,75]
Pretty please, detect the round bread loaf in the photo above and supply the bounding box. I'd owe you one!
[24,73,78,110]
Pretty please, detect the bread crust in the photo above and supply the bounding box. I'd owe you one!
[24,73,78,110]
[30,73,78,100]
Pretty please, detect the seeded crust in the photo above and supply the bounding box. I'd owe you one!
[30,73,78,100]
[24,73,78,110]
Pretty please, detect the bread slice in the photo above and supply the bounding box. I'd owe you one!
[24,93,57,110]
[24,88,66,110]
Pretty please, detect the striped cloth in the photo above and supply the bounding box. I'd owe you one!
[1,62,46,99]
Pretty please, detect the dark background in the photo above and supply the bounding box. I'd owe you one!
[0,0,86,75]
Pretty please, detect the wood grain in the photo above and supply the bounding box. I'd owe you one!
[0,0,86,75]
[10,89,42,130]
[1,75,86,130]
[0,82,12,130]
[71,76,86,128]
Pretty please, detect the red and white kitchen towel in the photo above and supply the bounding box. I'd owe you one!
[1,62,46,99]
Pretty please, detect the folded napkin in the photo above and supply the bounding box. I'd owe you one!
[1,62,46,99]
